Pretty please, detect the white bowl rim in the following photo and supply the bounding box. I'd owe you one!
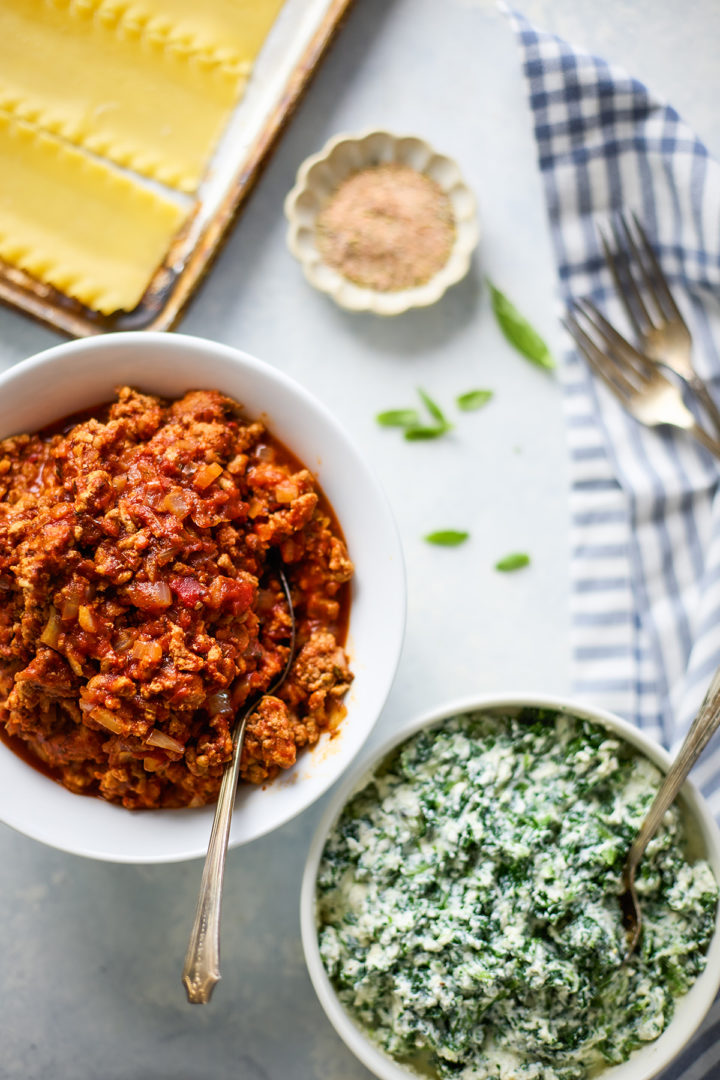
[0,331,407,862]
[300,690,720,1080]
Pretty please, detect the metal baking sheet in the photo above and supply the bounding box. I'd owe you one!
[0,0,353,338]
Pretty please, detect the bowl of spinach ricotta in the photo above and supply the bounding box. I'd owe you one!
[301,695,720,1080]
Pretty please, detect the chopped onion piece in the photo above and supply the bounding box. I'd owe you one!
[327,703,347,732]
[91,707,123,734]
[61,597,80,620]
[78,605,99,633]
[126,580,172,610]
[161,489,190,517]
[114,629,134,653]
[66,651,83,677]
[40,609,61,649]
[194,462,223,490]
[275,480,298,504]
[132,639,163,663]
[146,729,184,755]
[150,582,172,607]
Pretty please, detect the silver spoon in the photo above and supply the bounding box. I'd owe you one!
[620,664,720,959]
[182,564,296,1003]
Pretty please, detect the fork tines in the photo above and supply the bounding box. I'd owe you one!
[599,211,681,336]
[564,298,655,401]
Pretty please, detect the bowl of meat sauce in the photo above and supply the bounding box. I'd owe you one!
[0,332,405,862]
[301,694,720,1080]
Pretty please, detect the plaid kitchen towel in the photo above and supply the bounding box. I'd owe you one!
[504,9,720,1075]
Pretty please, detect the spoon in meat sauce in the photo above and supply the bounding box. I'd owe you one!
[620,664,720,960]
[182,562,296,1004]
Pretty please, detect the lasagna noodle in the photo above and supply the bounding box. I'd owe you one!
[0,111,185,314]
[0,0,257,193]
[101,0,287,72]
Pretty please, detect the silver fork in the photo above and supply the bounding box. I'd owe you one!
[600,211,720,435]
[564,299,720,460]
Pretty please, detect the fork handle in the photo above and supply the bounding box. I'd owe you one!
[688,375,720,441]
[689,422,720,461]
[625,664,720,879]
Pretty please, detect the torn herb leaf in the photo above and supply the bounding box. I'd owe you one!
[425,530,469,546]
[405,426,449,441]
[495,552,531,572]
[487,279,554,370]
[376,409,421,428]
[457,389,493,411]
[418,388,452,429]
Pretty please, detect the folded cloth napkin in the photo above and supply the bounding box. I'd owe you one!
[504,9,720,1075]
[505,10,720,785]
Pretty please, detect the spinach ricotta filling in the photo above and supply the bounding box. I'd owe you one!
[316,709,718,1080]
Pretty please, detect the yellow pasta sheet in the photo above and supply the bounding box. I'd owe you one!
[104,0,287,72]
[0,0,254,193]
[0,111,185,314]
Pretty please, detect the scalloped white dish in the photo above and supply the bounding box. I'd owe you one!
[284,130,479,315]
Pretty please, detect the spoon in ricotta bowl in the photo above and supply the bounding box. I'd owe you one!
[621,664,720,958]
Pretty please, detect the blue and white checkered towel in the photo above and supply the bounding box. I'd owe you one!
[506,9,720,1076]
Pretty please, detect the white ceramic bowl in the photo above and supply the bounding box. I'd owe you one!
[301,693,720,1080]
[0,332,405,863]
[284,129,479,315]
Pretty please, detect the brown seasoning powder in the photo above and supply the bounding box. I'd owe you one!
[315,163,455,292]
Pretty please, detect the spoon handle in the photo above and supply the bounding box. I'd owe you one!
[182,563,295,1004]
[626,665,720,875]
[182,709,249,1004]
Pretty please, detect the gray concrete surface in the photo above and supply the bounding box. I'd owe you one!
[0,2,718,1077]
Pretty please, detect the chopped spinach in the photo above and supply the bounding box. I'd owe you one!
[317,710,718,1079]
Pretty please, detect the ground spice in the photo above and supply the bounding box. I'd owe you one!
[315,163,455,292]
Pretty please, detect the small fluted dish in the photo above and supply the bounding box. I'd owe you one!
[284,130,479,315]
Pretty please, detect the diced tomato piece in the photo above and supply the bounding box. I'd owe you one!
[208,575,255,615]
[169,576,207,608]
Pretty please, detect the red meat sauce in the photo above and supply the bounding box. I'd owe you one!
[0,387,353,809]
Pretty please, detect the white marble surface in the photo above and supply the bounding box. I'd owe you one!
[1,1,719,1077]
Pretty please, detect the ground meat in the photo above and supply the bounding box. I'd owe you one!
[241,696,297,785]
[0,388,353,809]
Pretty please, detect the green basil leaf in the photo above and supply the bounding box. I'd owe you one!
[404,425,449,441]
[376,409,421,428]
[457,389,493,412]
[487,279,555,370]
[495,552,531,572]
[425,530,469,546]
[418,387,452,428]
